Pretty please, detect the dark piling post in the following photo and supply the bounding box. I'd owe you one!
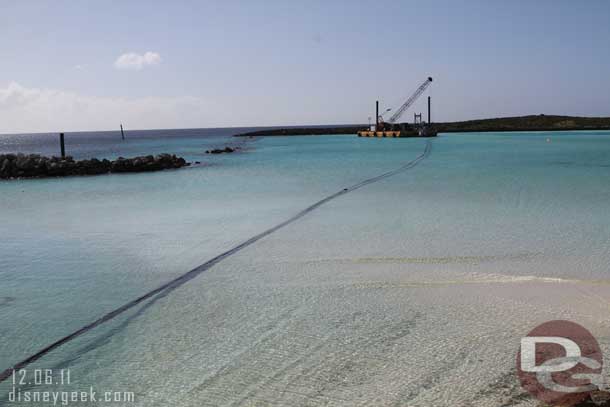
[375,100,379,130]
[120,124,125,140]
[59,133,65,158]
[428,96,431,124]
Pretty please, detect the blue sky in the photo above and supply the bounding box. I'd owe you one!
[1,0,610,133]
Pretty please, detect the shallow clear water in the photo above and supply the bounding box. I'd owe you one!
[2,131,610,406]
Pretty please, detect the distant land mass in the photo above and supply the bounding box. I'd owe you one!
[234,125,363,137]
[234,115,610,137]
[435,114,610,133]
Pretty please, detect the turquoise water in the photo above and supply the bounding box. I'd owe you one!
[2,131,610,405]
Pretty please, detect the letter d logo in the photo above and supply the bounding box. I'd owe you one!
[521,336,582,373]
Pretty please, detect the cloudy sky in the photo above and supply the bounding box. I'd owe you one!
[2,0,610,133]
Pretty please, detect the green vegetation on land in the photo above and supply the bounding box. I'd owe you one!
[234,115,610,137]
[435,115,610,133]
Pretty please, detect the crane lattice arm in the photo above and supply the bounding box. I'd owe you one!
[387,77,432,124]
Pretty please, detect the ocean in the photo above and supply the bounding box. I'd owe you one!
[0,128,258,161]
[1,129,610,406]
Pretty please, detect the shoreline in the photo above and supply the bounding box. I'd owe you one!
[233,126,364,137]
[233,115,610,137]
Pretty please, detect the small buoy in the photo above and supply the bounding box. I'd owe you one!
[546,138,551,143]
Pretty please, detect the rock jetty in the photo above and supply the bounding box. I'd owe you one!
[233,126,365,137]
[0,153,189,180]
[205,147,236,154]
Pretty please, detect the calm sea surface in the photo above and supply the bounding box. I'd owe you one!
[1,130,610,406]
[0,127,260,161]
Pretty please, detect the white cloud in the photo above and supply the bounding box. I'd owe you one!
[0,82,214,133]
[114,51,161,70]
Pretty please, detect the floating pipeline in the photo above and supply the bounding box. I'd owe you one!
[0,153,189,180]
[0,139,432,384]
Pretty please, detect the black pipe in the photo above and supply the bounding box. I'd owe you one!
[375,100,379,130]
[59,133,65,158]
[0,140,433,385]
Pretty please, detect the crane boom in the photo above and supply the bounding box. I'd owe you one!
[387,77,432,124]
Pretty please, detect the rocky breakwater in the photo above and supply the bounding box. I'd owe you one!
[0,153,189,180]
[205,146,237,154]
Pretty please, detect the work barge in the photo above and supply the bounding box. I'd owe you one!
[358,76,437,138]
[357,125,436,138]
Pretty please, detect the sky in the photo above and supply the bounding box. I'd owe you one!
[1,0,610,133]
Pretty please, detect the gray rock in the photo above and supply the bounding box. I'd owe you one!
[0,152,189,179]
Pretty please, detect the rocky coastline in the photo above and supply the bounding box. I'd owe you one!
[0,153,189,180]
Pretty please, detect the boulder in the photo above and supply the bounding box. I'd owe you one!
[206,146,235,154]
[1,158,11,174]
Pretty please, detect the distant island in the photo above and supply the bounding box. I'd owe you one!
[234,115,610,137]
[234,126,364,137]
[435,114,610,133]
